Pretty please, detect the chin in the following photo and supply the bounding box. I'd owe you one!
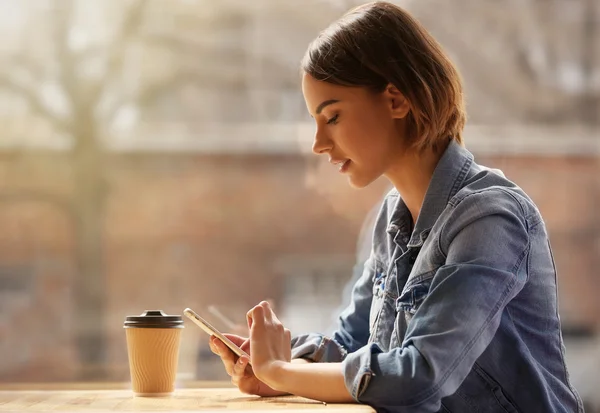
[347,174,376,189]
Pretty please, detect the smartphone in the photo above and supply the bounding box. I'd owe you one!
[183,307,250,362]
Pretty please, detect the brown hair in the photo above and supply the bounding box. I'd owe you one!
[301,1,466,151]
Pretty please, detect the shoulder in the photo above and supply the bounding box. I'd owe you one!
[448,170,543,228]
[437,175,543,259]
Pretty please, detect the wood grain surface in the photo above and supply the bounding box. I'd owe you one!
[0,387,375,412]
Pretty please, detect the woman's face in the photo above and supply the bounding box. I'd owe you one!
[301,72,409,189]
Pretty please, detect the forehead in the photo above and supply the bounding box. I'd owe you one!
[302,73,338,95]
[301,72,369,106]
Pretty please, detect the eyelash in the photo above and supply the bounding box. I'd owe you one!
[326,114,339,125]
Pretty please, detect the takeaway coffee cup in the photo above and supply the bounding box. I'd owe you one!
[124,310,184,396]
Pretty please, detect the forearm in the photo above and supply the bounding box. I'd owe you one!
[269,362,353,403]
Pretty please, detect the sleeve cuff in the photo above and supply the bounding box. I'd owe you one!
[342,342,383,400]
[291,333,348,363]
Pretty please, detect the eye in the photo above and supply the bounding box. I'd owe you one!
[326,114,339,125]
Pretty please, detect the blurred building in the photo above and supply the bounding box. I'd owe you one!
[0,1,598,408]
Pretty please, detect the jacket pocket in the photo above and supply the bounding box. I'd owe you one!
[439,402,452,413]
[396,280,431,325]
[473,363,521,413]
[369,270,387,336]
[445,365,522,413]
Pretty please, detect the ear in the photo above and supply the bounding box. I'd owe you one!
[384,83,410,119]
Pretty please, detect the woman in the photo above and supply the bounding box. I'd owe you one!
[209,2,584,412]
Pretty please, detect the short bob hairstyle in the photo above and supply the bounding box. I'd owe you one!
[301,1,466,151]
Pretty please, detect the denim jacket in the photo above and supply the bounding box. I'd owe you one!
[291,140,584,413]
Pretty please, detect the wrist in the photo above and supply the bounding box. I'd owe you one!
[256,360,290,392]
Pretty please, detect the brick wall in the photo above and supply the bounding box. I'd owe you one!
[0,150,598,381]
[478,155,600,329]
[0,153,77,381]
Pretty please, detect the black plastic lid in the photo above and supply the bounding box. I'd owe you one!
[124,310,184,329]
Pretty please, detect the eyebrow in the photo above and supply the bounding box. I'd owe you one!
[315,99,340,115]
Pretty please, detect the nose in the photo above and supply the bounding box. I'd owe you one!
[311,128,333,155]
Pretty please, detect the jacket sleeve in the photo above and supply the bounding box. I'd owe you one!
[342,190,530,412]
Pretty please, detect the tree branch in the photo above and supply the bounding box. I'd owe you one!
[143,32,245,58]
[5,54,46,83]
[90,0,148,105]
[506,0,556,86]
[53,0,78,108]
[0,76,71,133]
[103,69,200,123]
[137,71,199,107]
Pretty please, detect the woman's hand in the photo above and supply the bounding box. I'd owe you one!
[245,301,292,390]
[211,304,351,403]
[209,333,287,397]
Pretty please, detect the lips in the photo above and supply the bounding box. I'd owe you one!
[330,158,350,172]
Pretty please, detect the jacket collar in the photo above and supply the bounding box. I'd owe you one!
[387,140,474,248]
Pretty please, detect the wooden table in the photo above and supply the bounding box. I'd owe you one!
[0,387,375,412]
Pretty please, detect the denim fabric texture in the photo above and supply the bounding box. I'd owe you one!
[291,140,584,413]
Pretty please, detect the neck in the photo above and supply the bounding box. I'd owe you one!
[384,143,447,225]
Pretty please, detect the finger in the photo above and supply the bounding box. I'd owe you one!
[264,305,275,324]
[209,336,226,354]
[284,328,291,342]
[247,305,265,331]
[235,363,259,396]
[239,337,251,353]
[264,297,276,312]
[231,355,250,386]
[209,336,230,356]
[222,333,247,346]
[221,355,236,377]
[259,301,273,323]
[246,302,264,329]
[209,336,218,354]
[213,336,240,355]
[266,307,283,334]
[270,308,284,326]
[213,339,237,376]
[246,312,253,330]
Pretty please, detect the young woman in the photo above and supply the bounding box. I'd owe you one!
[209,2,584,412]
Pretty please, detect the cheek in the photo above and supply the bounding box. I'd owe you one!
[340,117,376,146]
[346,122,394,163]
